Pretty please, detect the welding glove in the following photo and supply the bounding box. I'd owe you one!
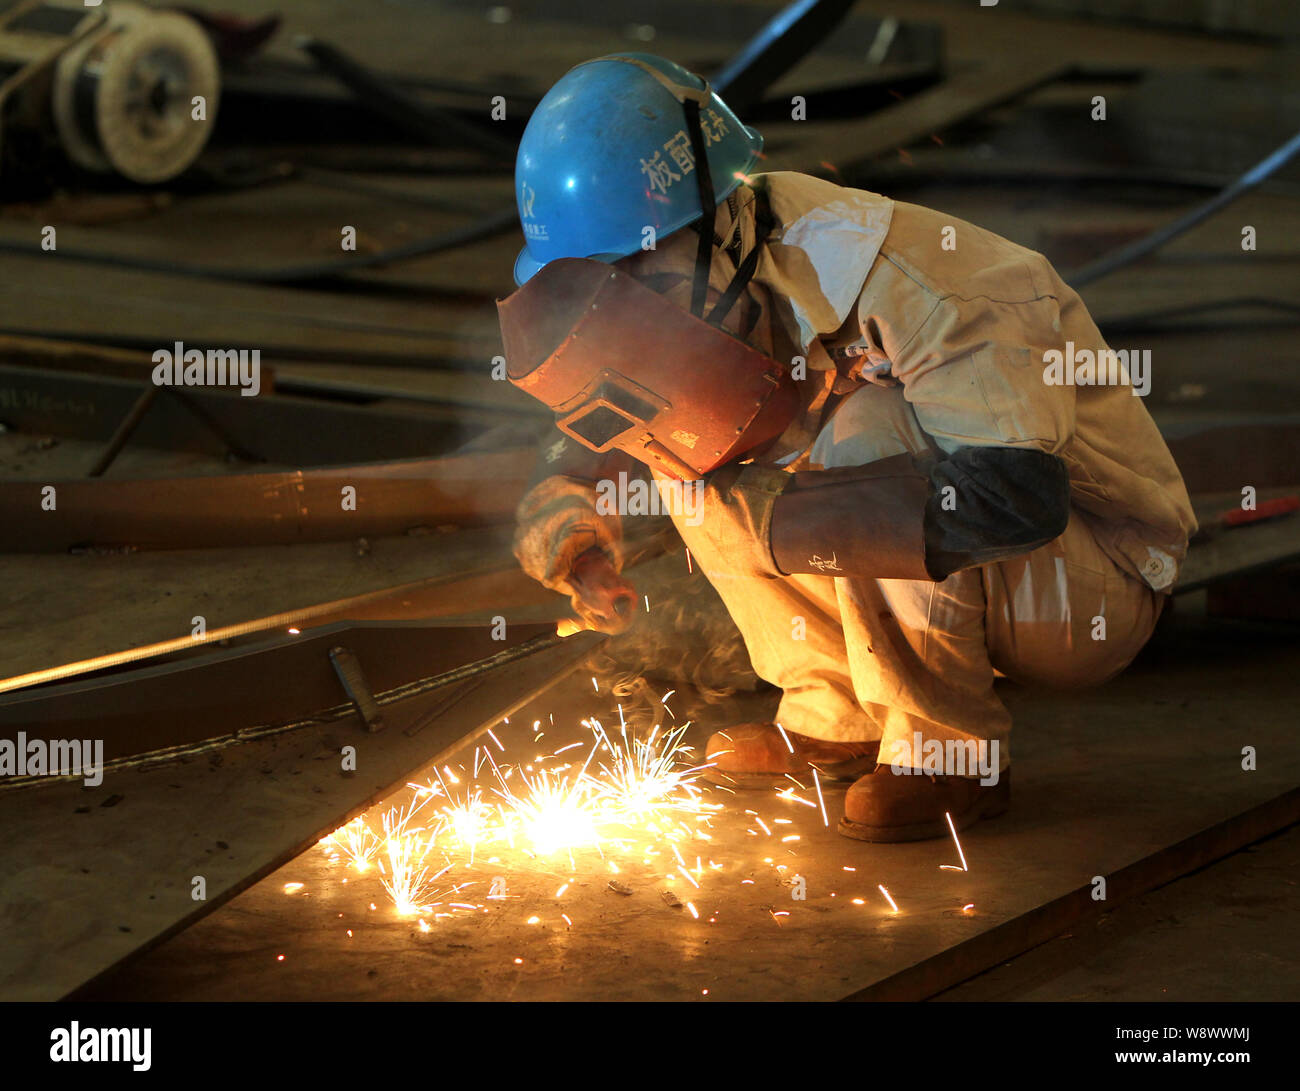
[512,475,637,634]
[693,447,1071,582]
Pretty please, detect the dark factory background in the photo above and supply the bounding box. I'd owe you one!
[0,0,1297,1021]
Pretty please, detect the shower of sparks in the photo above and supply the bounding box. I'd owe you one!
[325,816,381,873]
[314,697,952,941]
[944,811,969,872]
[775,723,795,753]
[775,785,818,809]
[584,720,709,822]
[439,788,496,861]
[499,766,600,858]
[378,795,441,915]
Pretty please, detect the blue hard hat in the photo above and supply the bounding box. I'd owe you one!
[513,53,764,286]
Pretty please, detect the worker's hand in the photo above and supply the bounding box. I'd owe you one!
[687,461,792,580]
[560,547,638,636]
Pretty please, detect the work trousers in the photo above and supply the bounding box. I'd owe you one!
[672,384,1163,771]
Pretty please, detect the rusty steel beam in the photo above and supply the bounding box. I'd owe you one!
[0,449,536,551]
[0,364,506,463]
[0,619,563,769]
[0,519,675,694]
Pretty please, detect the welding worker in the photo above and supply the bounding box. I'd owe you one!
[498,54,1196,842]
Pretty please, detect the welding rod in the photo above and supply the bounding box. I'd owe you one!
[375,630,605,708]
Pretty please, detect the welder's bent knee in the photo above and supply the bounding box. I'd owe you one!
[981,515,1163,689]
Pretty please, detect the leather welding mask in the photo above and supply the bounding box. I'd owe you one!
[498,257,799,481]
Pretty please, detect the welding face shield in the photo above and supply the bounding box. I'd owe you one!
[497,257,799,481]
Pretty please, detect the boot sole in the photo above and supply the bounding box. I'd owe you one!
[837,778,1011,843]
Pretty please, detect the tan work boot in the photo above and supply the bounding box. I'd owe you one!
[839,766,1011,842]
[703,722,880,789]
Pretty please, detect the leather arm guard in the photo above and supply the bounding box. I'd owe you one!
[770,454,933,580]
[768,447,1072,581]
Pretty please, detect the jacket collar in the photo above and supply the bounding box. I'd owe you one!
[746,171,894,350]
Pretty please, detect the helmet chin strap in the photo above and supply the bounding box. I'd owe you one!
[683,98,773,337]
[706,184,773,336]
[597,55,717,319]
[601,55,770,336]
[683,97,716,320]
